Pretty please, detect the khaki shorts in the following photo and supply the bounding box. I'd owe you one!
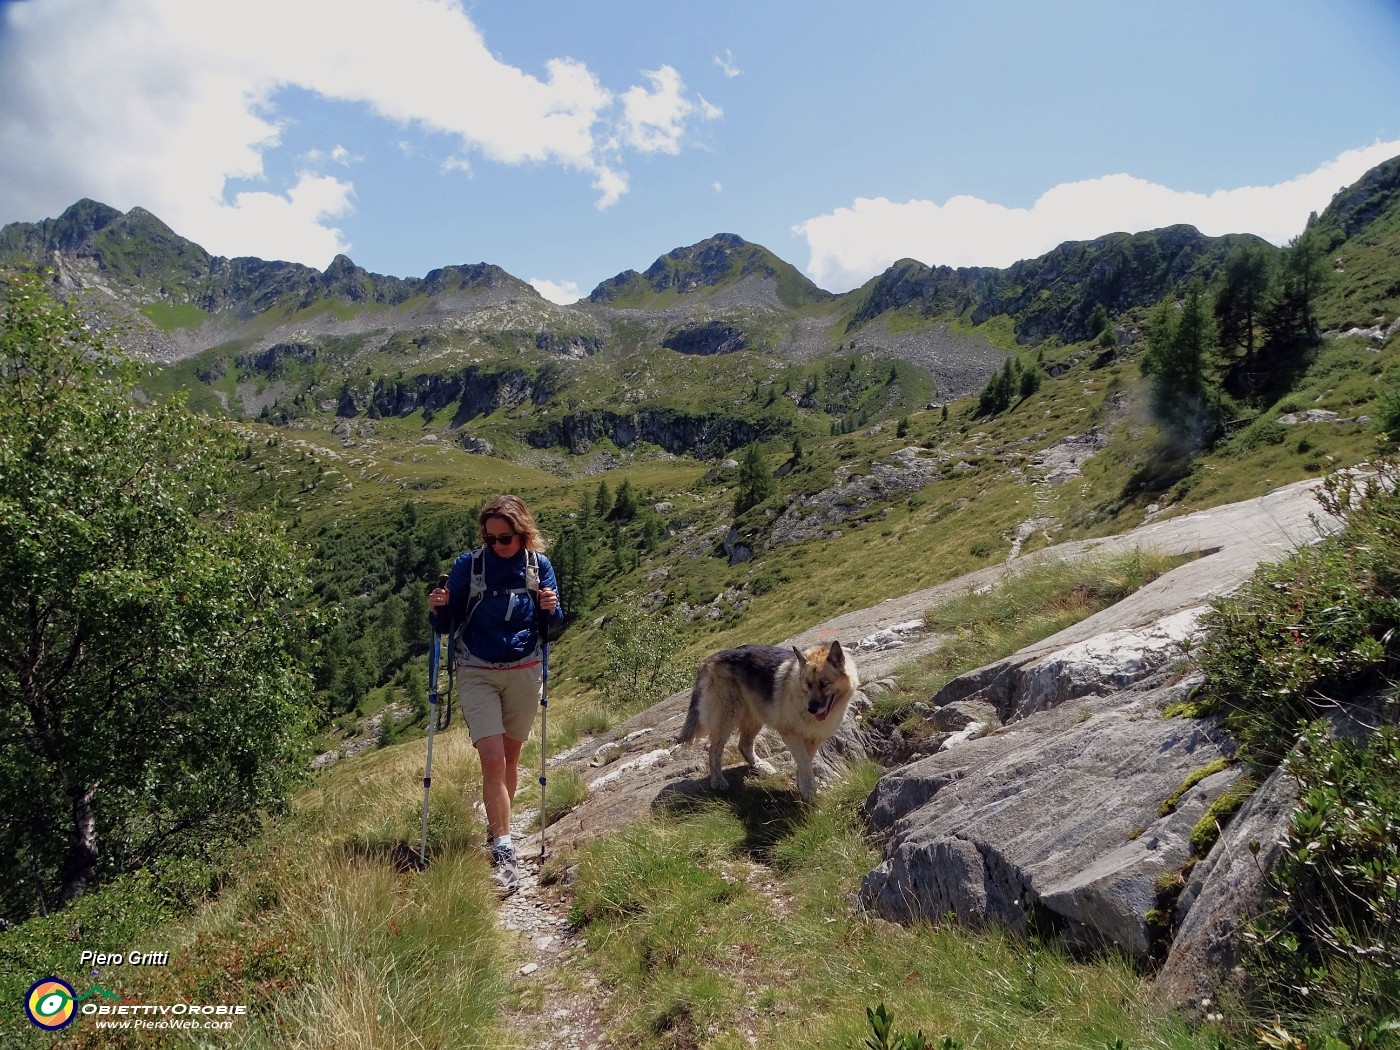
[456,664,543,744]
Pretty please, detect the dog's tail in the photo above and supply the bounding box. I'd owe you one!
[675,674,703,744]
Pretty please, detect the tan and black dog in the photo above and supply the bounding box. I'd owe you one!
[676,640,859,801]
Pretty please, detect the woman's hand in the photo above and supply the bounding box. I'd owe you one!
[429,586,450,609]
[538,586,559,614]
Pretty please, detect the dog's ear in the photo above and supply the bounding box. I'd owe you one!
[827,639,845,670]
[791,646,807,666]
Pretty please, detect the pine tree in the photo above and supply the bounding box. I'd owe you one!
[1141,283,1220,445]
[977,358,1018,417]
[550,527,593,621]
[1018,365,1041,400]
[1214,242,1272,365]
[733,443,777,517]
[611,478,638,521]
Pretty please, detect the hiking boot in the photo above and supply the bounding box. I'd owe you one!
[490,843,520,897]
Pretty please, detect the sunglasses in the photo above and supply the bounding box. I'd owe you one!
[484,532,517,547]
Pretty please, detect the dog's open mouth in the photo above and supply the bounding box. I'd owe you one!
[810,697,835,721]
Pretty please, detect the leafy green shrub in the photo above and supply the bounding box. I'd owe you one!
[1197,460,1400,767]
[1225,416,1288,456]
[1375,386,1400,445]
[863,1001,960,1050]
[1195,461,1400,1042]
[597,603,691,714]
[1242,724,1400,1045]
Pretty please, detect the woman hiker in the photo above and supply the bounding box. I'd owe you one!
[428,494,563,896]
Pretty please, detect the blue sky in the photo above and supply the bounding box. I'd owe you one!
[1,0,1398,302]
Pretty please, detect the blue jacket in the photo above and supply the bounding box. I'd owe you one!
[429,547,563,666]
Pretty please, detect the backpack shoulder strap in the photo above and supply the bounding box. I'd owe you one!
[464,548,487,624]
[525,550,540,596]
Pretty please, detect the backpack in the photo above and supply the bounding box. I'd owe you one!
[451,548,561,662]
[463,547,540,629]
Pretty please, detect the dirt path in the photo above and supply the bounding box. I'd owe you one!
[496,805,614,1049]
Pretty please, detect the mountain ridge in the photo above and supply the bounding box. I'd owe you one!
[5,153,1397,370]
[2,152,1397,460]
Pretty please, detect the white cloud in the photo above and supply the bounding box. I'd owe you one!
[0,0,719,267]
[199,173,354,263]
[712,181,724,193]
[795,140,1400,293]
[714,49,742,78]
[530,277,582,305]
[592,165,629,210]
[621,66,720,155]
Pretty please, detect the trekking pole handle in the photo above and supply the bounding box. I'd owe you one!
[429,572,450,611]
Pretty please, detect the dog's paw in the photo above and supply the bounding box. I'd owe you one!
[709,772,729,791]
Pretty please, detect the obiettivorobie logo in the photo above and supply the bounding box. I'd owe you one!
[24,978,119,1030]
[24,974,249,1033]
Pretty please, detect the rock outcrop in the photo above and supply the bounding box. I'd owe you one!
[860,655,1236,966]
[857,476,1339,989]
[516,475,1339,1007]
[1154,760,1299,1004]
[525,408,778,457]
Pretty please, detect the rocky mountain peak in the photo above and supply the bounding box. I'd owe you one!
[1322,152,1400,239]
[323,253,359,277]
[588,232,829,307]
[56,199,124,245]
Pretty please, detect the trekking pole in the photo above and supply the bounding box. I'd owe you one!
[537,598,550,863]
[417,573,449,870]
[534,632,546,862]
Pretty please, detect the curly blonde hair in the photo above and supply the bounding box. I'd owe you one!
[478,494,546,552]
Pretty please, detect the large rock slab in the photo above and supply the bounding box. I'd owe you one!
[861,664,1241,964]
[855,476,1344,984]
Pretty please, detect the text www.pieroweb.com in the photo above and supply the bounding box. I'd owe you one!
[86,1003,246,1032]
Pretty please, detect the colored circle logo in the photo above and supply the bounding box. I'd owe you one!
[25,978,77,1030]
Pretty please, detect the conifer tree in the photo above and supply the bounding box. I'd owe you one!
[1214,242,1272,364]
[611,477,638,521]
[1141,282,1223,446]
[733,443,777,516]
